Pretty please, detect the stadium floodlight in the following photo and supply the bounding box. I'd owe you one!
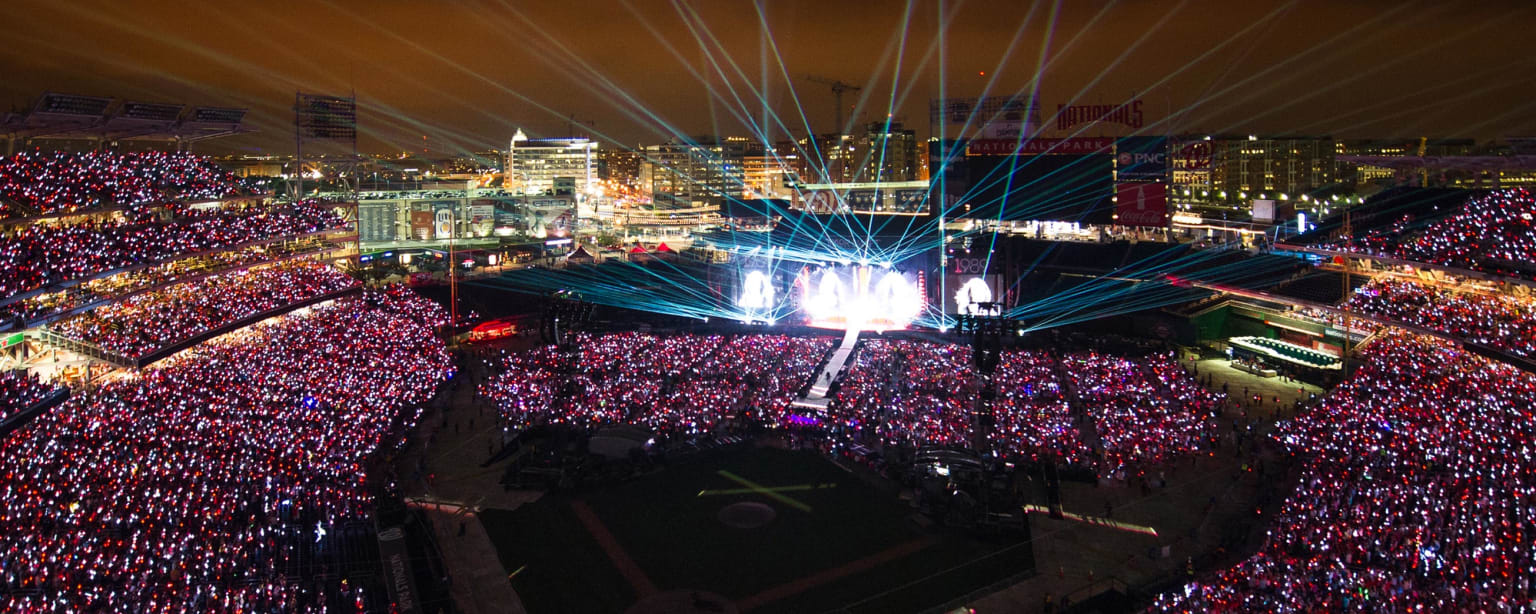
[119,101,185,122]
[35,92,113,117]
[190,107,248,124]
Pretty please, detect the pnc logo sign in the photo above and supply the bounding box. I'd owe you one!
[1117,152,1166,167]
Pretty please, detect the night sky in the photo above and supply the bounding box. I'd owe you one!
[4,0,1533,155]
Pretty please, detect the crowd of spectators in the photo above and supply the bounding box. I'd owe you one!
[354,188,515,201]
[480,332,834,437]
[1061,352,1222,476]
[0,199,347,302]
[0,290,451,612]
[49,259,359,358]
[828,339,978,450]
[827,340,1220,475]
[0,151,255,219]
[989,351,1085,465]
[0,238,339,328]
[1150,332,1535,612]
[484,335,1222,476]
[647,334,833,435]
[1342,276,1536,358]
[1327,189,1536,280]
[0,370,60,423]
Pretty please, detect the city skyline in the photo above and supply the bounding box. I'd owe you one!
[3,0,1534,156]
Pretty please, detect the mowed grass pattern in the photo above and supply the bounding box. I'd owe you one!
[481,446,1033,613]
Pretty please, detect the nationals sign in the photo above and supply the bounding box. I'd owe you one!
[1056,100,1144,131]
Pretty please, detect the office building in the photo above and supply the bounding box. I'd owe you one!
[505,129,597,200]
[640,136,745,209]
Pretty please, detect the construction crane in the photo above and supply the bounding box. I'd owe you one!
[1417,136,1430,186]
[805,75,862,134]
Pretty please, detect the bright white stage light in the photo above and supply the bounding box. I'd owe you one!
[954,277,993,315]
[805,270,845,323]
[736,270,775,310]
[873,270,923,325]
[799,265,924,331]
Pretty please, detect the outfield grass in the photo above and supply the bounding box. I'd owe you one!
[480,500,638,613]
[481,446,1033,613]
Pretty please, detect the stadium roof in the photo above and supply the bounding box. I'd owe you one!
[2,91,251,146]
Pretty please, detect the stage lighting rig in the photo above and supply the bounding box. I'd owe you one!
[954,301,1016,359]
[541,291,595,345]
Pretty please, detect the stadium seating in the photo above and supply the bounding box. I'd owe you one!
[0,199,347,302]
[0,150,255,219]
[1150,332,1536,612]
[483,335,1223,477]
[1315,189,1536,281]
[0,370,61,423]
[0,290,450,612]
[1343,276,1536,358]
[49,259,360,359]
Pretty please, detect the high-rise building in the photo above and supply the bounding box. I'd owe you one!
[640,136,746,209]
[505,129,597,199]
[1207,136,1336,198]
[1170,138,1214,192]
[597,147,644,188]
[741,141,798,200]
[795,122,920,185]
[798,133,857,184]
[858,121,919,183]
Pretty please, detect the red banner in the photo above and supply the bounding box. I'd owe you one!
[1115,182,1168,227]
[967,137,1115,156]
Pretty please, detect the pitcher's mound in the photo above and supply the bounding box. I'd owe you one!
[716,501,776,529]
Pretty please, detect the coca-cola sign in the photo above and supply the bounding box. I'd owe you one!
[1115,182,1167,227]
